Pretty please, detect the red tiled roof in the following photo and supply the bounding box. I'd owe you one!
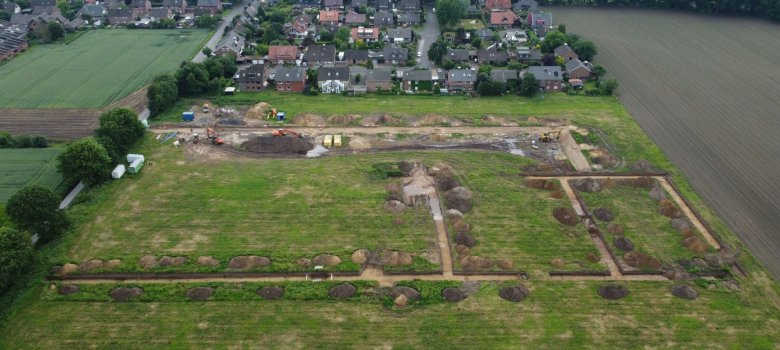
[490,11,518,25]
[319,10,339,22]
[485,0,510,10]
[269,45,298,60]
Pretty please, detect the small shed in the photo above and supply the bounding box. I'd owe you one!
[182,111,195,121]
[111,165,126,179]
[333,135,342,147]
[128,158,144,174]
[224,87,236,95]
[127,154,145,163]
[569,79,584,90]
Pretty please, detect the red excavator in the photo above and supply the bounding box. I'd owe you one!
[206,128,224,145]
[271,129,302,138]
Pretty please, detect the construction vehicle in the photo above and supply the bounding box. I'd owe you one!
[206,128,224,145]
[203,103,210,113]
[539,131,560,143]
[272,129,302,138]
[267,108,278,120]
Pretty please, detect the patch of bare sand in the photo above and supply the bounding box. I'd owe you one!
[171,233,210,252]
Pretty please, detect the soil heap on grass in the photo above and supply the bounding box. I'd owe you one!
[313,254,342,266]
[553,207,579,226]
[682,236,708,254]
[593,207,614,222]
[614,237,634,251]
[570,178,603,192]
[442,288,467,302]
[58,284,80,295]
[79,259,103,272]
[242,136,314,155]
[196,256,220,266]
[499,285,530,302]
[391,286,421,300]
[623,252,661,270]
[186,287,214,301]
[649,185,666,201]
[351,249,371,264]
[245,102,273,119]
[138,255,157,269]
[496,258,515,270]
[607,223,624,235]
[158,256,187,267]
[257,286,284,300]
[598,284,628,300]
[329,283,357,298]
[671,284,698,300]
[444,187,473,213]
[455,232,476,247]
[658,199,683,218]
[228,256,271,269]
[110,287,143,302]
[382,250,413,266]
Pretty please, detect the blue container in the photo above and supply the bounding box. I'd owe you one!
[182,112,195,121]
[277,112,286,121]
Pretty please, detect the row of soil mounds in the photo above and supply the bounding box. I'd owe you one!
[242,136,314,155]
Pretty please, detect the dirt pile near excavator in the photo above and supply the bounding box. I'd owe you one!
[242,136,314,155]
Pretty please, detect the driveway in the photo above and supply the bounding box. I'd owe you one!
[416,5,440,68]
[192,0,249,63]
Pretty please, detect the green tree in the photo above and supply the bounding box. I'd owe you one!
[47,22,64,41]
[202,47,212,56]
[540,30,565,53]
[57,137,113,185]
[599,79,619,95]
[6,186,70,243]
[592,65,607,80]
[477,81,505,96]
[520,73,537,97]
[147,74,179,117]
[319,30,334,42]
[336,26,351,42]
[0,10,11,21]
[435,0,466,27]
[95,108,145,156]
[0,228,35,292]
[195,14,221,28]
[427,39,448,64]
[573,40,597,61]
[557,23,566,34]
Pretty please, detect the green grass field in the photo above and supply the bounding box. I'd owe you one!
[0,148,63,203]
[0,29,209,109]
[2,280,779,348]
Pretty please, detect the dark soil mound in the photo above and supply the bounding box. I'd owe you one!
[110,287,143,302]
[329,283,357,298]
[585,253,601,263]
[313,254,342,266]
[437,177,460,192]
[391,286,421,300]
[295,258,312,267]
[138,255,157,269]
[499,285,530,302]
[397,161,414,176]
[257,286,285,300]
[671,285,698,300]
[552,207,579,226]
[496,259,515,270]
[58,284,80,295]
[614,237,634,251]
[524,179,560,191]
[607,223,624,235]
[185,287,214,301]
[648,185,666,201]
[228,256,272,269]
[658,199,683,218]
[597,284,628,300]
[570,178,603,193]
[453,220,471,234]
[682,236,707,254]
[384,200,406,213]
[704,253,724,268]
[455,232,476,247]
[593,207,614,222]
[630,160,654,172]
[158,256,187,267]
[550,190,564,199]
[460,255,494,270]
[444,187,473,213]
[623,252,661,270]
[442,288,467,302]
[79,259,103,272]
[454,244,470,255]
[617,177,656,189]
[242,136,314,155]
[670,218,691,232]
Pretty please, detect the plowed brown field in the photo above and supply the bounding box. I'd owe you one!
[553,8,780,279]
[0,109,99,140]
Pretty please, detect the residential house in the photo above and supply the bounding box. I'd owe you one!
[10,14,34,27]
[344,49,368,64]
[382,45,407,65]
[27,13,66,33]
[402,69,432,92]
[446,69,477,92]
[365,68,392,91]
[527,11,551,30]
[398,0,419,12]
[477,44,508,65]
[485,0,510,11]
[526,65,562,91]
[351,0,367,10]
[214,31,244,56]
[102,0,122,10]
[196,0,222,15]
[345,11,366,25]
[373,11,393,27]
[445,48,469,63]
[0,22,27,61]
[371,0,391,11]
[490,11,518,29]
[504,29,527,43]
[162,0,188,14]
[348,66,368,94]
[149,8,172,20]
[351,26,379,42]
[385,28,412,44]
[30,0,57,16]
[78,4,107,20]
[304,44,336,67]
[516,46,541,63]
[318,66,350,93]
[274,67,306,92]
[397,12,420,25]
[322,0,343,10]
[319,10,339,25]
[565,58,592,80]
[129,0,152,17]
[490,69,519,84]
[513,0,538,12]
[235,64,269,91]
[66,18,84,29]
[268,45,298,64]
[3,1,21,14]
[554,43,577,61]
[285,14,315,39]
[475,28,493,40]
[107,8,132,24]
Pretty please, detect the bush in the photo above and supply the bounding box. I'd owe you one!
[6,186,70,243]
[0,228,35,293]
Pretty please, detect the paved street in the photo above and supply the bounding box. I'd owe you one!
[192,1,248,63]
[416,5,439,68]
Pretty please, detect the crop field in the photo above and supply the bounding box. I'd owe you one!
[2,280,780,348]
[0,29,209,109]
[552,7,780,279]
[0,148,63,203]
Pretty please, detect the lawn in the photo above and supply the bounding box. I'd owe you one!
[459,19,485,30]
[0,29,209,109]
[0,148,63,203]
[579,184,716,266]
[2,280,779,348]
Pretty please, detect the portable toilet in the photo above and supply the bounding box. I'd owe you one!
[182,111,195,121]
[128,158,144,174]
[277,112,286,121]
[111,164,126,179]
[323,135,333,148]
[127,154,145,163]
[333,135,342,147]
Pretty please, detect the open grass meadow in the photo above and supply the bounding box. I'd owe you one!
[2,280,780,348]
[0,29,209,109]
[0,148,63,203]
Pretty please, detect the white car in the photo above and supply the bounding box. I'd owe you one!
[432,7,435,12]
[417,52,422,58]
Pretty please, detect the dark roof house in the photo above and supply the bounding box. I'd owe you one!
[554,43,578,61]
[445,48,469,62]
[477,44,508,65]
[304,44,337,65]
[490,69,518,83]
[373,11,393,27]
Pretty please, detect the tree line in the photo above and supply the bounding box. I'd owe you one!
[539,0,780,21]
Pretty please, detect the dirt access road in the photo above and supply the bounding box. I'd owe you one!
[553,8,780,280]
